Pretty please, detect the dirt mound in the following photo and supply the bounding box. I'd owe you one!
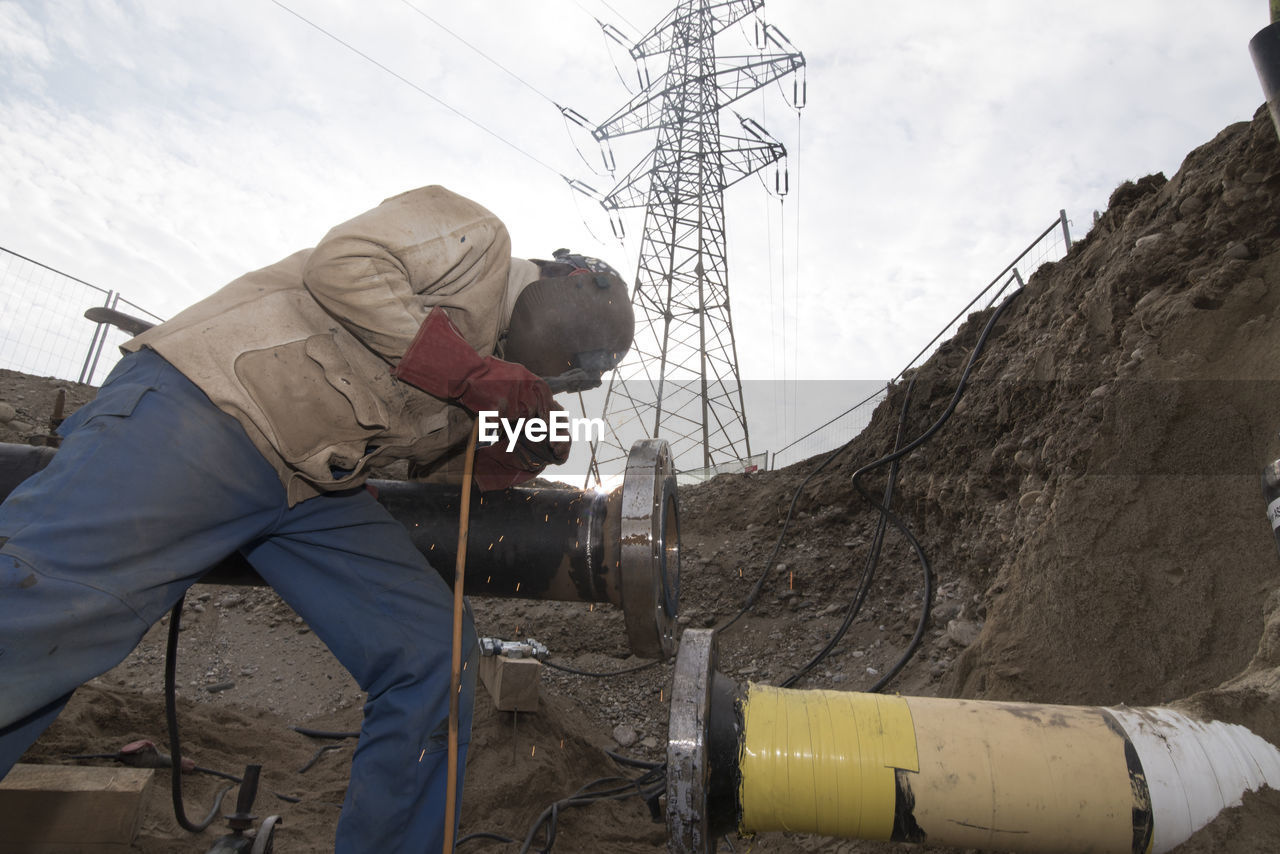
[821,105,1280,715]
[9,107,1280,852]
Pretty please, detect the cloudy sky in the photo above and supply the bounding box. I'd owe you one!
[0,0,1269,471]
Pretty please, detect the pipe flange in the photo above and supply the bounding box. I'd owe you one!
[619,438,679,659]
[667,628,715,854]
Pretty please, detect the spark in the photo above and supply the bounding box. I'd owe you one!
[419,749,426,762]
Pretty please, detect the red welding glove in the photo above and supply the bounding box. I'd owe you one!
[395,306,553,422]
[471,402,572,491]
[473,444,542,491]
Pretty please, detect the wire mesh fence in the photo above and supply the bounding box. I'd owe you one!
[0,246,163,386]
[675,451,769,486]
[766,384,888,471]
[767,210,1072,471]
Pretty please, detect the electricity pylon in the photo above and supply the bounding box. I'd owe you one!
[571,0,804,482]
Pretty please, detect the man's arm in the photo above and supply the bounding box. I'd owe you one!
[301,186,512,363]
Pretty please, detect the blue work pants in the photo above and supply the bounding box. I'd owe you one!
[0,348,476,852]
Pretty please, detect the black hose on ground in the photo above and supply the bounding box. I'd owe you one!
[164,595,232,832]
[736,288,1024,691]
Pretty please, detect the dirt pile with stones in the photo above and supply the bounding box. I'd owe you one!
[8,106,1280,852]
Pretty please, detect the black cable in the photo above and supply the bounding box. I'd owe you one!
[856,289,1024,483]
[449,754,666,850]
[290,726,360,740]
[457,830,518,847]
[517,772,664,854]
[852,482,933,693]
[162,597,303,813]
[779,376,916,688]
[164,595,229,832]
[297,744,346,774]
[851,288,1026,693]
[543,658,661,678]
[766,287,1024,690]
[718,434,852,634]
[605,750,662,770]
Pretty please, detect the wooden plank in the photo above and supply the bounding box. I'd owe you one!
[478,655,542,712]
[0,763,153,854]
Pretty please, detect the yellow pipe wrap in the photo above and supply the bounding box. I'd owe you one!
[739,686,1153,854]
[739,684,918,839]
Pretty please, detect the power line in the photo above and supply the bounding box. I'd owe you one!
[267,0,562,176]
[571,0,641,37]
[395,0,563,108]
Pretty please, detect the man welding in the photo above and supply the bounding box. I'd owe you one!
[0,185,633,852]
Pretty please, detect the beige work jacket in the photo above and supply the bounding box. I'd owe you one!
[125,185,532,505]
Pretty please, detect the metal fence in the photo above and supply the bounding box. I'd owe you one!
[676,451,770,486]
[767,210,1072,470]
[0,246,163,386]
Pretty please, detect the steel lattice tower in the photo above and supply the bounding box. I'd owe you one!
[576,0,804,481]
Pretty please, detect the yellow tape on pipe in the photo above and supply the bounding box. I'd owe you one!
[741,685,1151,853]
[739,684,917,839]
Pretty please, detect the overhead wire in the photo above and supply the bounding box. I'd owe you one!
[759,157,782,458]
[593,0,642,35]
[270,0,635,251]
[396,0,563,108]
[266,0,563,176]
[596,16,643,95]
[789,108,802,443]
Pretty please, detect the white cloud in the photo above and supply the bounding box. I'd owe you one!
[0,0,1271,463]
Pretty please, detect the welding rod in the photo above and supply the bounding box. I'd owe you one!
[443,421,479,854]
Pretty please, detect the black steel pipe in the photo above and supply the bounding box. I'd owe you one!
[1251,22,1280,144]
[0,439,679,658]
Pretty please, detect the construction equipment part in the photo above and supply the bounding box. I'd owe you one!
[0,438,680,659]
[1251,16,1280,143]
[667,628,1280,854]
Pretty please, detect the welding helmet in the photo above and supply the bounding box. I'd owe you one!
[501,249,634,379]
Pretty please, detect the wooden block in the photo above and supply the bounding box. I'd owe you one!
[0,763,154,854]
[478,654,542,712]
